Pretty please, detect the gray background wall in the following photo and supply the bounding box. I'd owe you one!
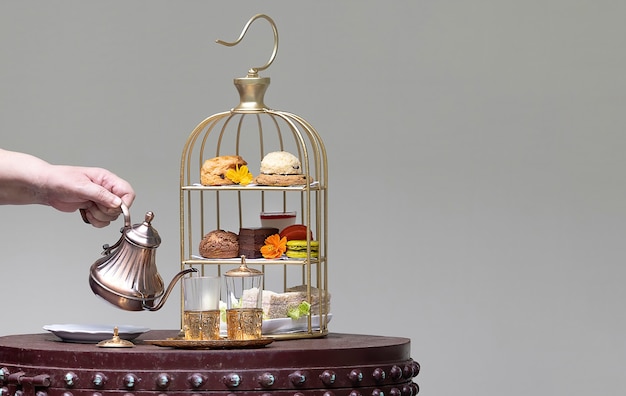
[1,1,625,395]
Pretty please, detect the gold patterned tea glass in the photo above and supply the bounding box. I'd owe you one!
[225,259,264,340]
[183,310,221,340]
[226,308,263,340]
[182,275,221,340]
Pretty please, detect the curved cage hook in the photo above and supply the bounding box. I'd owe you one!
[216,14,279,77]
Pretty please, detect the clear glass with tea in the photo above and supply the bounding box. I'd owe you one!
[225,259,264,340]
[182,275,221,340]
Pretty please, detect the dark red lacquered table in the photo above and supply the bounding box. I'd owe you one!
[0,331,420,396]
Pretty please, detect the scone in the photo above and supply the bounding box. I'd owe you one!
[200,155,247,186]
[254,151,310,186]
[199,230,239,258]
[255,173,309,186]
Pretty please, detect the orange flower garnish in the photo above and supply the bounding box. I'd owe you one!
[261,234,287,259]
[225,165,253,185]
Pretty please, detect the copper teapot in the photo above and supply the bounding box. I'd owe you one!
[89,203,196,311]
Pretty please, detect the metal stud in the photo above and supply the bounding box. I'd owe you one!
[156,373,171,389]
[63,372,78,387]
[223,373,241,388]
[258,372,275,388]
[372,368,386,383]
[0,368,8,383]
[390,366,403,381]
[123,373,139,389]
[289,371,306,386]
[348,369,363,384]
[320,370,336,386]
[188,374,205,388]
[92,373,107,388]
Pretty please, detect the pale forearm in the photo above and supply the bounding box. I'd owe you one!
[0,148,50,205]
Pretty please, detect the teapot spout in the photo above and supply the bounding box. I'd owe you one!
[143,268,198,311]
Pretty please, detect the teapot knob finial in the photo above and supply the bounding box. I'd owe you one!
[144,211,154,224]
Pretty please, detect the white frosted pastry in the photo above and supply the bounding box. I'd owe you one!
[259,151,302,175]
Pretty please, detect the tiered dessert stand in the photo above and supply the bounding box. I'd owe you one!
[179,14,329,339]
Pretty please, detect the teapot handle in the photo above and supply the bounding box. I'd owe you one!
[101,203,132,255]
[120,202,131,228]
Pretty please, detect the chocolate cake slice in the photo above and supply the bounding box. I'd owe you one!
[238,227,279,258]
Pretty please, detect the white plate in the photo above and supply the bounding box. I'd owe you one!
[43,324,150,343]
[219,314,332,336]
[263,314,333,334]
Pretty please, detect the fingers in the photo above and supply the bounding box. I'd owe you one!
[80,202,123,228]
[79,183,133,228]
[102,170,136,210]
[79,167,136,211]
[80,174,135,228]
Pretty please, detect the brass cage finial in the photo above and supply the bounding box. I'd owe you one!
[216,13,279,77]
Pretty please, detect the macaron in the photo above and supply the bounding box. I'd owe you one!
[280,224,314,241]
[286,240,319,258]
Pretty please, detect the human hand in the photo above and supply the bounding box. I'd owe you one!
[44,165,135,228]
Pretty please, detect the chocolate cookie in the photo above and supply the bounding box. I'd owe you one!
[199,229,239,259]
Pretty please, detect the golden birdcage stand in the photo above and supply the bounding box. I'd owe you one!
[179,14,329,340]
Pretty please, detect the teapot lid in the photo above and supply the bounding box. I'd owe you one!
[126,211,161,248]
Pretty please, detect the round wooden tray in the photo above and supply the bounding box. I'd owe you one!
[144,337,273,349]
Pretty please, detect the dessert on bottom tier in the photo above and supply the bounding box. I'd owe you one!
[238,227,279,258]
[241,285,331,319]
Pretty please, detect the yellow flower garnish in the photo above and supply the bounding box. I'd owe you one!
[225,165,253,185]
[261,234,287,259]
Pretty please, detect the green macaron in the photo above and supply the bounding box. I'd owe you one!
[286,240,319,258]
